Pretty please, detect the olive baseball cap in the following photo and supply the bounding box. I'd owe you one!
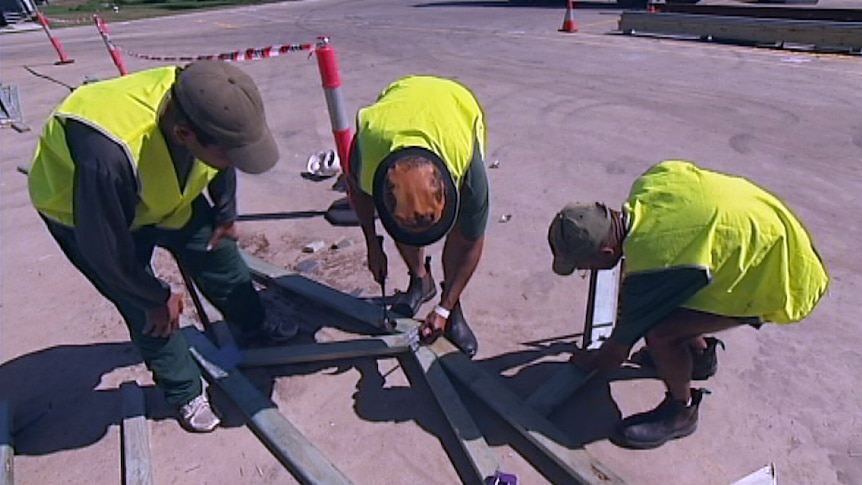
[173,60,278,174]
[548,202,612,275]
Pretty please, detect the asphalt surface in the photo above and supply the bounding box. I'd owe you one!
[2,1,861,484]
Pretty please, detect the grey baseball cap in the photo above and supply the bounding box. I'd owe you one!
[173,60,279,174]
[548,202,612,275]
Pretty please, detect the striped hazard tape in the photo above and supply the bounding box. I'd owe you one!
[122,42,316,62]
[42,13,96,25]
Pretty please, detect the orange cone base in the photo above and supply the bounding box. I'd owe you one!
[559,21,578,33]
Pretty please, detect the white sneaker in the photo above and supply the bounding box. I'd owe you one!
[306,150,341,178]
[178,393,220,433]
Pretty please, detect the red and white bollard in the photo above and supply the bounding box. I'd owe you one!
[94,15,127,76]
[35,12,74,65]
[314,37,353,174]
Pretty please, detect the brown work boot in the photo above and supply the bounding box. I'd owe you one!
[611,388,708,449]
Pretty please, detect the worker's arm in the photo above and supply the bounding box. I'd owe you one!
[65,120,180,334]
[422,148,490,335]
[205,166,239,250]
[344,136,387,282]
[572,267,710,371]
[439,151,489,310]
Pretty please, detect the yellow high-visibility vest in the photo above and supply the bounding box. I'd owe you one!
[28,66,220,229]
[356,75,487,194]
[624,160,829,323]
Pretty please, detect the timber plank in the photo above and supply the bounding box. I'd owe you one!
[241,335,410,367]
[184,328,353,485]
[428,339,625,485]
[120,382,154,485]
[0,401,12,485]
[412,347,500,482]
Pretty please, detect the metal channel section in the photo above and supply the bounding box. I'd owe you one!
[525,260,621,417]
[619,12,862,50]
[583,261,622,351]
[185,328,354,485]
[242,249,626,484]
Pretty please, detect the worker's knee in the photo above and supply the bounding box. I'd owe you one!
[644,323,689,349]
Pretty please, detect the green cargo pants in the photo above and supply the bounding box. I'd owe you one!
[43,198,263,406]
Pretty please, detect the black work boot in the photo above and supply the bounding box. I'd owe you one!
[445,299,478,358]
[391,257,436,317]
[612,388,707,449]
[629,337,725,381]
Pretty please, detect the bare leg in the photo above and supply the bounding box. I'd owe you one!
[394,242,426,278]
[646,309,742,402]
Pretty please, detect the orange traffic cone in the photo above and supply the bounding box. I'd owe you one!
[559,0,578,33]
[647,0,658,13]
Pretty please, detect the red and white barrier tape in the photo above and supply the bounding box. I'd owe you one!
[122,42,316,63]
[43,14,95,25]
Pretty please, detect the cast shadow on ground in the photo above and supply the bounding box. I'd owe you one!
[242,321,656,483]
[0,341,178,456]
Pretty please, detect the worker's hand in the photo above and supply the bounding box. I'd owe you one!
[367,237,388,284]
[570,339,630,372]
[207,222,239,251]
[143,291,184,338]
[419,308,447,345]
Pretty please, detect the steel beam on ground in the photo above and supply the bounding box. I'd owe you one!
[241,250,395,332]
[525,261,620,416]
[240,335,411,367]
[428,338,625,485]
[412,346,500,482]
[241,254,625,483]
[184,329,353,485]
[120,382,153,485]
[618,12,862,50]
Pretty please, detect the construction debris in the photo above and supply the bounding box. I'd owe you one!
[0,83,30,132]
[330,237,353,250]
[302,240,326,253]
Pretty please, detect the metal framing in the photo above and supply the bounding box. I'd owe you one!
[238,249,627,484]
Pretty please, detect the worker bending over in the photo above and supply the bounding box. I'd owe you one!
[346,75,490,357]
[28,61,298,433]
[548,160,828,449]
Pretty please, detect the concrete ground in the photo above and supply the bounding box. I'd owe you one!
[1,0,861,484]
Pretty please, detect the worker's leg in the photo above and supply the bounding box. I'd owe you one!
[390,241,436,317]
[614,309,743,449]
[158,200,264,333]
[646,309,742,402]
[42,218,202,406]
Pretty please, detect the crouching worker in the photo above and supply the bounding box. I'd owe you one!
[548,160,828,449]
[28,61,299,433]
[345,75,490,357]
